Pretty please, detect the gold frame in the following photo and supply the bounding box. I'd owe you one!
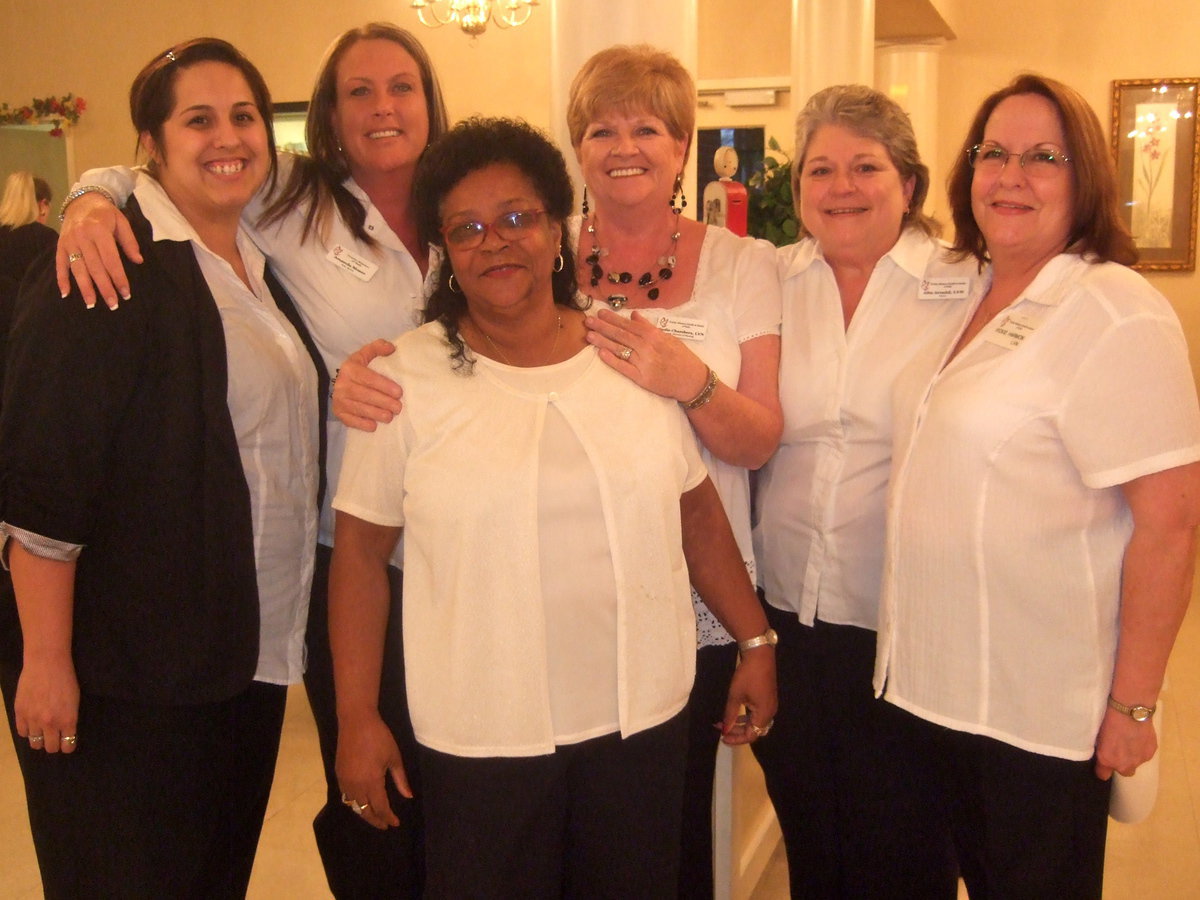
[1111,78,1199,272]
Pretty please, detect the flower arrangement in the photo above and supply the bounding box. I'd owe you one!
[0,94,87,137]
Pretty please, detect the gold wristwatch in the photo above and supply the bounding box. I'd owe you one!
[737,628,778,652]
[1107,694,1155,722]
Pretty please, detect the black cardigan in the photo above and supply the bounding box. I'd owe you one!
[0,197,327,705]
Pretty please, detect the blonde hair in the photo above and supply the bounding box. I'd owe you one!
[0,171,51,228]
[566,44,695,160]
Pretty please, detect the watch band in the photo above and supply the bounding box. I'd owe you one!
[1107,694,1156,722]
[737,628,778,652]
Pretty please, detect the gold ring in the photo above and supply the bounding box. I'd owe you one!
[618,346,633,362]
[67,252,84,264]
[29,734,44,743]
[61,735,77,745]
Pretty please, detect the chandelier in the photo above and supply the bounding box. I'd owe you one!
[410,0,539,37]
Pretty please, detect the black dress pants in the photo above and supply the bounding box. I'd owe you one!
[304,543,424,899]
[750,601,958,899]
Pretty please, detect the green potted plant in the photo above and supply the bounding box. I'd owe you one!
[747,137,800,247]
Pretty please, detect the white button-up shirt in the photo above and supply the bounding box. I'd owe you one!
[80,157,435,567]
[754,229,974,629]
[875,254,1200,759]
[135,173,319,685]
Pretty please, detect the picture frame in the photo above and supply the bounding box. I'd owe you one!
[272,101,309,155]
[1111,78,1199,272]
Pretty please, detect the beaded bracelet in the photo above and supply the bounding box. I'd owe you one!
[683,366,719,410]
[58,185,118,224]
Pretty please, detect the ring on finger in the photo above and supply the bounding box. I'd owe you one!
[29,734,44,744]
[750,719,774,738]
[67,252,84,264]
[62,735,77,746]
[341,792,370,815]
[618,345,633,362]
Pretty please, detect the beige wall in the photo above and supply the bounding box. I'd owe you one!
[0,0,553,176]
[2,0,1195,371]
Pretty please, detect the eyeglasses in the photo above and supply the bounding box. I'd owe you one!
[440,209,547,249]
[967,142,1071,177]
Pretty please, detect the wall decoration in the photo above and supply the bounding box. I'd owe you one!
[0,94,86,137]
[1111,78,1198,271]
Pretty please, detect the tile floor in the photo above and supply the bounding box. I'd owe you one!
[4,583,1200,899]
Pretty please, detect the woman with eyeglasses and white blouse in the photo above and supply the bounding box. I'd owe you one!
[877,73,1200,898]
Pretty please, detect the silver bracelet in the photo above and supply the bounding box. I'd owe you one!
[683,367,719,410]
[58,185,118,223]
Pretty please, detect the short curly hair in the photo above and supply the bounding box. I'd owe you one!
[414,117,585,370]
[566,44,695,160]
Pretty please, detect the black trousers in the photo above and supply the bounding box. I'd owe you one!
[304,543,424,899]
[751,601,958,899]
[417,710,689,899]
[926,721,1111,899]
[678,642,739,899]
[0,615,285,900]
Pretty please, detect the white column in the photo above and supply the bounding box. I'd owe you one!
[549,0,699,208]
[874,40,945,217]
[790,0,874,119]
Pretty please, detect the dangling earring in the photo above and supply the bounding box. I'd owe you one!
[448,273,461,293]
[670,174,687,214]
[553,253,565,273]
[581,185,590,218]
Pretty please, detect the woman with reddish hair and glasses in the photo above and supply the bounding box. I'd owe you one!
[877,74,1200,897]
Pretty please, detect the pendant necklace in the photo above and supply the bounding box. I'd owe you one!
[585,211,681,310]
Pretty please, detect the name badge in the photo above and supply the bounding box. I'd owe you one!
[327,244,379,282]
[983,312,1038,350]
[653,314,708,342]
[918,278,971,300]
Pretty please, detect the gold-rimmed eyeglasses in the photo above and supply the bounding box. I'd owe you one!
[967,142,1071,177]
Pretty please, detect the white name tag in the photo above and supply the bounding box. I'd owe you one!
[327,244,379,282]
[652,314,708,342]
[918,278,971,300]
[983,312,1038,349]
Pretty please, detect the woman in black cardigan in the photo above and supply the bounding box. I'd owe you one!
[0,38,324,898]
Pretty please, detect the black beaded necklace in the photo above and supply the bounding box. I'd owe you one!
[584,212,681,310]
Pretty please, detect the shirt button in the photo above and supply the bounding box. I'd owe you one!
[548,392,559,401]
[368,225,375,231]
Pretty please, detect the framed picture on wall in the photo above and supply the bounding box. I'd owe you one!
[1111,78,1199,271]
[273,101,309,155]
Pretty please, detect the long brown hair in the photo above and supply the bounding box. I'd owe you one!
[947,73,1136,267]
[259,22,449,247]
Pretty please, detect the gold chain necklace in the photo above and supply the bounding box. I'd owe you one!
[471,313,563,367]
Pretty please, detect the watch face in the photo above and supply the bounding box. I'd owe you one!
[1131,706,1153,722]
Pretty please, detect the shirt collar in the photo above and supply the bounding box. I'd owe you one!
[132,170,266,279]
[780,226,933,282]
[1005,253,1080,309]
